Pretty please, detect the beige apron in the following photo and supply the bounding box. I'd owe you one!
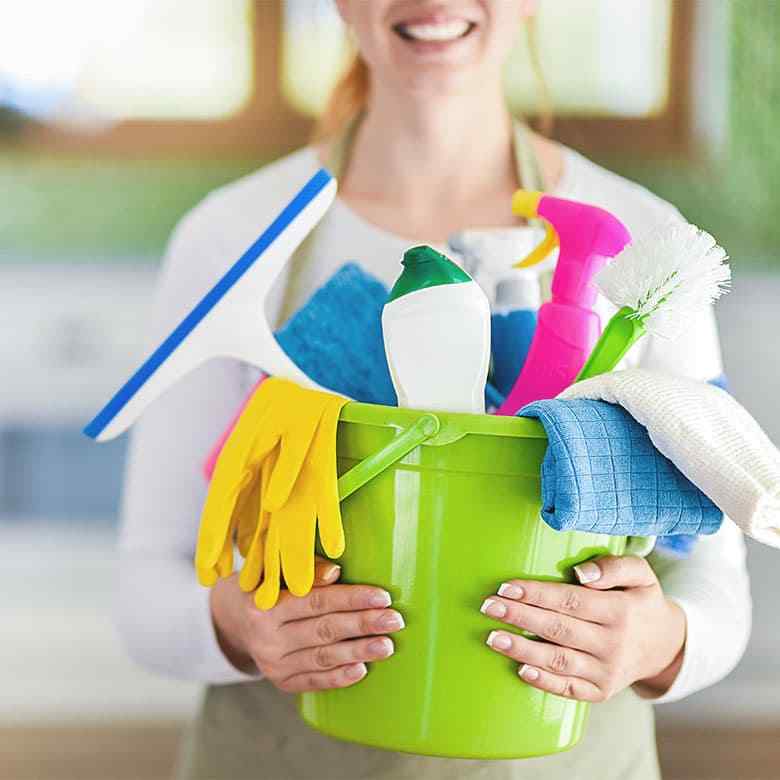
[175,119,662,780]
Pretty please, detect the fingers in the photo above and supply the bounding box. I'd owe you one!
[312,400,347,558]
[516,664,605,703]
[313,558,341,586]
[485,630,603,685]
[282,606,405,650]
[275,583,393,622]
[282,635,394,678]
[493,579,614,625]
[276,662,368,694]
[573,555,658,590]
[480,595,605,654]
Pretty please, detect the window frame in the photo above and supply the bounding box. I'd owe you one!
[2,0,696,159]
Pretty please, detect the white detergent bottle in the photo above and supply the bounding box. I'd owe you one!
[382,245,491,413]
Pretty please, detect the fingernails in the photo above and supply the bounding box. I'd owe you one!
[498,583,524,600]
[322,564,341,582]
[378,611,405,631]
[368,590,392,608]
[345,663,367,681]
[486,631,512,651]
[519,664,540,681]
[480,598,508,619]
[367,637,394,658]
[574,561,602,584]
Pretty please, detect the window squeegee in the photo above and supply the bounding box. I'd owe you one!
[84,168,337,443]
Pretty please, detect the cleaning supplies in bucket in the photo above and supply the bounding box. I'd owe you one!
[576,222,731,382]
[497,191,631,415]
[382,245,491,413]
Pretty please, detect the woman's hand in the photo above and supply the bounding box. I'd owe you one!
[480,555,686,702]
[210,556,404,693]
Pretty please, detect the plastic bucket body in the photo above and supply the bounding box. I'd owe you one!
[299,403,637,759]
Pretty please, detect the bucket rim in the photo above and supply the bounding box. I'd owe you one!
[339,401,546,440]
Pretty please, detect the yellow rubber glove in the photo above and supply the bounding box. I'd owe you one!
[195,378,346,589]
[252,393,348,609]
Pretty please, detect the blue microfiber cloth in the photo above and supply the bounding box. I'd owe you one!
[275,263,397,406]
[518,399,723,546]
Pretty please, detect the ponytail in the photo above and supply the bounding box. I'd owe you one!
[312,52,370,143]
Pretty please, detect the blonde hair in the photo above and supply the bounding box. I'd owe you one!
[313,18,553,142]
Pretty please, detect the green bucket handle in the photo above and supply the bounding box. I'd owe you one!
[334,411,655,557]
[337,413,441,502]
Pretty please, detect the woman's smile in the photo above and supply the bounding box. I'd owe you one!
[387,6,484,66]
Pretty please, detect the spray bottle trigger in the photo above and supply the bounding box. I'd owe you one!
[515,220,559,269]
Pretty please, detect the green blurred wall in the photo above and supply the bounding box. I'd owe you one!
[610,0,780,267]
[1,0,777,266]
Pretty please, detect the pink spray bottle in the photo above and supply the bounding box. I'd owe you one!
[497,190,631,416]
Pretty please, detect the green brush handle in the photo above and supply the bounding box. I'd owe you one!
[576,306,646,382]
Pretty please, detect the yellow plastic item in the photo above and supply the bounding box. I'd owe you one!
[195,377,348,609]
[511,188,560,270]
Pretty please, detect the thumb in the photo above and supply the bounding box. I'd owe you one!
[573,555,658,590]
[313,556,341,587]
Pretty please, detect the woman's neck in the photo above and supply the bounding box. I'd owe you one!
[320,79,563,243]
[346,83,516,209]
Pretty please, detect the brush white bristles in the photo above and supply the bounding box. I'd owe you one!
[595,221,731,339]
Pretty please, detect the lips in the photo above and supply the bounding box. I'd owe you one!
[393,18,477,44]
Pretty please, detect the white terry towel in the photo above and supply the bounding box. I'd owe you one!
[560,369,780,549]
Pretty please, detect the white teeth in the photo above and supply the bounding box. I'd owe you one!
[401,20,471,42]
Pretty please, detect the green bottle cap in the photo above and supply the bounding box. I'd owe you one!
[387,245,471,302]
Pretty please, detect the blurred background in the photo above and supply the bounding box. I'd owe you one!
[1,1,778,778]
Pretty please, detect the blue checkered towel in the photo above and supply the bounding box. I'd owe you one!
[519,399,723,541]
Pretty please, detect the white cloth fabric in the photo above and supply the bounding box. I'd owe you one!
[117,144,751,702]
[561,368,780,548]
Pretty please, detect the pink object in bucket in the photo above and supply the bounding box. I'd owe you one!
[497,193,631,415]
[202,374,266,481]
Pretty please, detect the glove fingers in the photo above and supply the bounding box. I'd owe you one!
[236,471,263,557]
[238,512,269,592]
[255,517,281,610]
[278,494,317,598]
[239,446,278,591]
[196,563,218,588]
[314,399,348,558]
[264,410,324,511]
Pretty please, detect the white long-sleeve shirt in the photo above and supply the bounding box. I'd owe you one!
[117,145,751,702]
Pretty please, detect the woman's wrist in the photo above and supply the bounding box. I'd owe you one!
[210,575,258,675]
[633,598,687,698]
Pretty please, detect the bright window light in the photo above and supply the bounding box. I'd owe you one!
[0,0,254,123]
[281,0,672,119]
[282,0,351,118]
[505,0,673,117]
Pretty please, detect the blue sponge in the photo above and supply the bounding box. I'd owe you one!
[274,263,397,406]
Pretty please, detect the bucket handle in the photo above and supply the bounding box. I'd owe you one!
[337,413,441,502]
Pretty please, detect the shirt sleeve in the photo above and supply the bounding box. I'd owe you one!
[115,202,261,684]
[642,517,752,704]
[635,308,752,702]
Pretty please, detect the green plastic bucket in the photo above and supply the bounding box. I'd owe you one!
[298,402,653,759]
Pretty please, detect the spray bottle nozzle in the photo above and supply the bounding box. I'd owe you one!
[512,190,631,308]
